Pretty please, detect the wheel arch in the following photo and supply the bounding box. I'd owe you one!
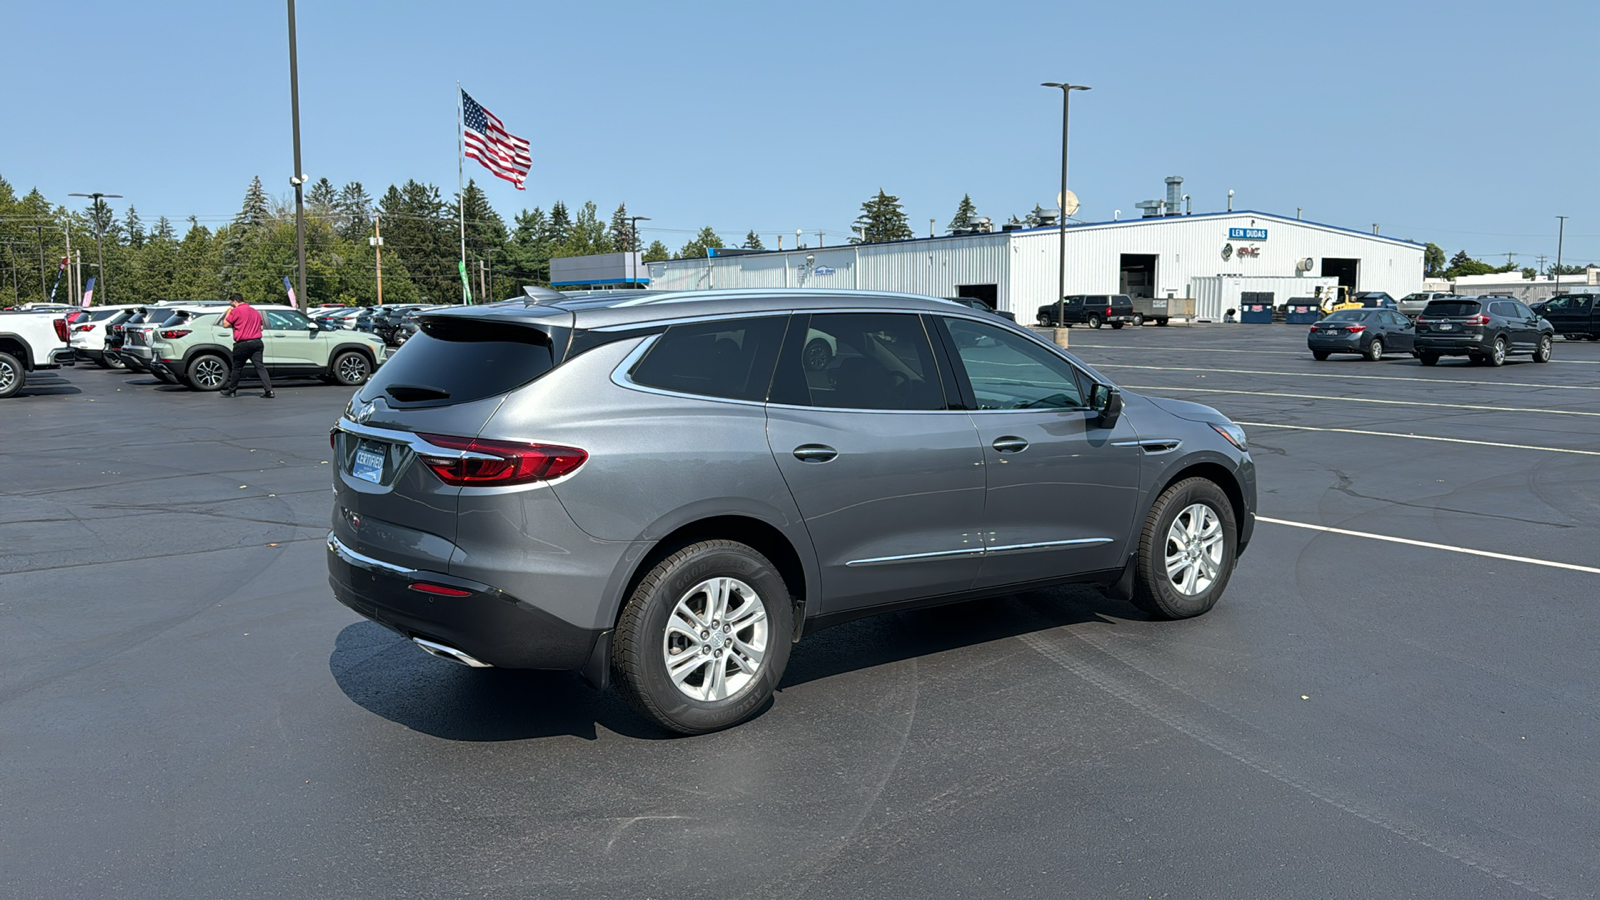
[1152,460,1248,549]
[0,334,36,370]
[330,341,379,365]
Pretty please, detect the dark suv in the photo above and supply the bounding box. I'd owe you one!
[327,288,1256,734]
[1036,294,1136,329]
[1412,296,1554,367]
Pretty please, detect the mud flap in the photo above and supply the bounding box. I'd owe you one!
[1099,552,1138,603]
[581,630,612,690]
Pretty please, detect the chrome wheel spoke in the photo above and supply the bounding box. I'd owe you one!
[663,575,769,702]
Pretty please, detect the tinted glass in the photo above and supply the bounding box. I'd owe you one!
[264,310,303,329]
[629,316,787,402]
[1488,301,1513,318]
[944,317,1085,410]
[1424,300,1480,317]
[1324,310,1369,322]
[1510,301,1535,318]
[366,318,558,405]
[770,313,945,411]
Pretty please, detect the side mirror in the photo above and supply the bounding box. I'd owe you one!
[1089,384,1122,427]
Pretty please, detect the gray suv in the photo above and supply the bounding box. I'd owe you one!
[327,289,1256,733]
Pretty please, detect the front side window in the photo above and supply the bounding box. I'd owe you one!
[1510,301,1536,318]
[628,316,787,402]
[769,313,945,411]
[943,317,1086,411]
[264,310,306,330]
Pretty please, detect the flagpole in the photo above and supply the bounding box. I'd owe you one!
[457,81,467,305]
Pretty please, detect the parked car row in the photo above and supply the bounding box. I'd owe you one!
[1308,295,1556,367]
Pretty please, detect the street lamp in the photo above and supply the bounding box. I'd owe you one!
[1555,215,1568,293]
[628,215,650,287]
[1041,82,1090,329]
[286,0,308,309]
[69,192,121,304]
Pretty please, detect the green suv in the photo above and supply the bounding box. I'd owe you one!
[149,305,387,391]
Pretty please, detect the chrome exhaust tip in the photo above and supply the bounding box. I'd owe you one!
[412,637,492,668]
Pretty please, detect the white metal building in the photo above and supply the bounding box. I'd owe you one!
[644,211,1425,321]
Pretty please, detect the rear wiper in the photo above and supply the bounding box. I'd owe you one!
[384,383,451,402]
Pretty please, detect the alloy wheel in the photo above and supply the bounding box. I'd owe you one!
[1164,503,1224,596]
[194,357,226,390]
[338,354,369,383]
[0,359,15,394]
[661,576,769,702]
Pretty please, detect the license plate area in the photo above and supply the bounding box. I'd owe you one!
[353,441,388,484]
[1438,323,1454,331]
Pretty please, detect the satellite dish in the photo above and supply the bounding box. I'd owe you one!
[1057,190,1080,217]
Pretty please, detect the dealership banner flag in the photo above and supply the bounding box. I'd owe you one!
[49,256,67,301]
[80,276,95,308]
[457,260,473,304]
[283,275,298,310]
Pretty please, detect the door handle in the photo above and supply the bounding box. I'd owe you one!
[992,436,1029,453]
[792,444,838,463]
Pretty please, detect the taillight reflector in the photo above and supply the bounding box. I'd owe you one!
[1466,314,1491,325]
[159,329,191,339]
[1346,324,1367,333]
[52,319,69,341]
[416,433,587,486]
[408,582,473,597]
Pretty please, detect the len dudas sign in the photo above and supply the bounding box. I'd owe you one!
[1228,227,1268,241]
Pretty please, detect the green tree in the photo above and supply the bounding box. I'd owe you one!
[562,201,611,257]
[947,194,977,233]
[506,207,551,285]
[308,178,338,220]
[1551,263,1590,275]
[742,230,765,250]
[233,176,273,233]
[123,206,145,249]
[379,180,455,301]
[1444,250,1496,279]
[676,226,724,259]
[642,240,671,263]
[609,203,634,253]
[456,179,508,297]
[1423,242,1447,277]
[173,219,222,300]
[853,189,913,244]
[336,181,373,240]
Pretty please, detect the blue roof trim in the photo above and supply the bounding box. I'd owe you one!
[550,277,651,287]
[1002,210,1425,248]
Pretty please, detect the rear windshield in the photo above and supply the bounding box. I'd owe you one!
[365,317,561,405]
[1423,300,1481,317]
[1323,310,1370,322]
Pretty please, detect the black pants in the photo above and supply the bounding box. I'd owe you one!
[223,339,272,392]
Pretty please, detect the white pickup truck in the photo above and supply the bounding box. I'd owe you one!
[0,310,76,399]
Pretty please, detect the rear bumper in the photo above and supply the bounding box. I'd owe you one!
[1413,336,1487,355]
[1307,335,1363,352]
[326,532,603,671]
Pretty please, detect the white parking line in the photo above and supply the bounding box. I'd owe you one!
[1259,516,1600,575]
[1234,421,1600,456]
[1123,384,1600,418]
[1100,363,1600,391]
[1069,344,1600,364]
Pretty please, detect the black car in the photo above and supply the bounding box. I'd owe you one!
[946,297,1016,321]
[1530,293,1600,341]
[1412,296,1554,367]
[1307,308,1415,361]
[1351,291,1397,310]
[1036,294,1136,329]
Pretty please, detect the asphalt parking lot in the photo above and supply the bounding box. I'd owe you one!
[3,326,1598,899]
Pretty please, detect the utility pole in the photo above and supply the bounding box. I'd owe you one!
[1555,216,1568,291]
[370,213,384,305]
[62,218,74,303]
[286,0,308,311]
[1042,81,1091,329]
[1504,252,1516,267]
[816,230,825,249]
[1537,254,1548,276]
[72,192,123,305]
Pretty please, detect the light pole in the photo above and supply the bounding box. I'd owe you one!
[628,215,650,287]
[286,0,308,308]
[68,192,120,304]
[1555,215,1568,292]
[1042,82,1090,328]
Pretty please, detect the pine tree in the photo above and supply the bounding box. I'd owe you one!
[563,201,610,256]
[308,178,338,220]
[507,207,551,285]
[336,181,374,240]
[642,240,671,263]
[853,189,913,244]
[742,230,765,250]
[234,176,272,232]
[153,216,175,242]
[609,203,633,253]
[546,201,571,247]
[124,206,145,249]
[947,194,977,233]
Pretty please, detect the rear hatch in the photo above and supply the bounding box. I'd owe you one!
[1416,299,1484,339]
[330,308,574,570]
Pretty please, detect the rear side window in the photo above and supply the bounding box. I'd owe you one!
[769,312,946,411]
[367,318,560,405]
[628,316,787,402]
[1424,300,1480,317]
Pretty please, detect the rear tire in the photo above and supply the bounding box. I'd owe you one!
[1157,318,1169,326]
[1088,314,1103,329]
[1129,478,1237,620]
[1533,335,1552,363]
[1366,337,1384,361]
[612,540,794,735]
[0,351,23,399]
[104,351,126,370]
[1036,314,1051,327]
[186,354,230,392]
[1312,350,1330,361]
[1132,313,1145,327]
[1487,336,1507,367]
[1419,353,1439,366]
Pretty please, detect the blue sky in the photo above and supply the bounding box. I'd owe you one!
[5,0,1597,264]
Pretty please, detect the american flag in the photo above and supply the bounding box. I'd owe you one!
[283,275,298,310]
[462,89,531,190]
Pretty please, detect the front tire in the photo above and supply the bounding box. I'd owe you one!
[1129,478,1238,620]
[0,351,23,399]
[331,350,373,386]
[612,540,795,735]
[1533,334,1552,363]
[1366,337,1384,361]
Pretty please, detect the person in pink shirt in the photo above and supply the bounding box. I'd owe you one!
[218,292,274,398]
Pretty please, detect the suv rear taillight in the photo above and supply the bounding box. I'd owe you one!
[74,323,96,332]
[1465,314,1491,325]
[159,329,191,339]
[52,319,69,341]
[416,433,587,486]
